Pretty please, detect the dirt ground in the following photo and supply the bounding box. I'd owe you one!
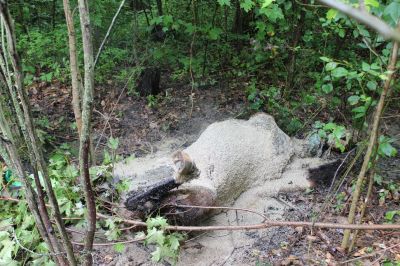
[28,77,400,265]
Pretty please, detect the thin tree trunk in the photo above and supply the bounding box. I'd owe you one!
[62,0,83,136]
[0,3,77,265]
[77,0,97,264]
[286,0,305,92]
[0,90,65,264]
[341,24,399,250]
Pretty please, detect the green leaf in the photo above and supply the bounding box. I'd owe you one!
[323,122,336,131]
[338,29,345,38]
[384,2,400,25]
[385,210,400,221]
[332,126,345,139]
[325,62,337,71]
[374,174,383,185]
[107,137,119,150]
[114,243,125,253]
[146,228,165,245]
[366,80,377,91]
[348,95,360,105]
[365,0,379,8]
[147,216,169,229]
[151,247,162,262]
[362,62,370,71]
[320,56,331,62]
[0,239,15,261]
[217,0,231,6]
[326,9,338,20]
[331,67,348,78]
[240,0,255,12]
[261,4,284,22]
[378,140,397,157]
[321,83,333,93]
[352,105,366,113]
[184,23,195,34]
[64,165,78,179]
[162,15,174,26]
[208,27,222,40]
[261,0,274,8]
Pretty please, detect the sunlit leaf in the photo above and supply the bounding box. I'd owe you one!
[331,67,348,78]
[217,0,231,6]
[240,0,254,12]
[261,0,274,8]
[348,95,360,105]
[326,9,338,20]
[321,83,333,93]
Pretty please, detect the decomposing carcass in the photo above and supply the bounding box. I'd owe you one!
[122,113,339,224]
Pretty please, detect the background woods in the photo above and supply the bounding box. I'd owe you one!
[0,0,399,265]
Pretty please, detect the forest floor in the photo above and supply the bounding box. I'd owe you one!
[28,77,400,265]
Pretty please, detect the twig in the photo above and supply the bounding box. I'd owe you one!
[328,148,355,192]
[341,22,400,249]
[12,227,67,257]
[72,237,145,247]
[3,197,399,234]
[94,0,127,67]
[339,242,400,264]
[96,213,400,231]
[170,204,268,220]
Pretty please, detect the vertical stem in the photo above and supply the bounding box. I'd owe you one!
[0,3,77,265]
[63,0,83,136]
[77,0,96,264]
[348,166,376,252]
[341,25,399,249]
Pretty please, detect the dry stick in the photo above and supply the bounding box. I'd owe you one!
[63,0,83,136]
[77,0,97,265]
[3,196,400,231]
[316,144,366,222]
[171,204,268,220]
[188,0,197,118]
[348,166,376,252]
[316,0,400,42]
[341,25,400,249]
[339,243,400,264]
[94,0,126,67]
[0,134,62,264]
[71,237,145,247]
[96,212,400,231]
[0,5,76,265]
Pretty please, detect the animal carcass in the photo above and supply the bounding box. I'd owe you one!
[124,113,337,224]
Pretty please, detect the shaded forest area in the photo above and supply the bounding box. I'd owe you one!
[0,0,399,265]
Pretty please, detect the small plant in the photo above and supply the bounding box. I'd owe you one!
[378,180,399,205]
[137,216,186,264]
[334,191,347,212]
[310,121,349,152]
[147,95,158,108]
[384,210,400,223]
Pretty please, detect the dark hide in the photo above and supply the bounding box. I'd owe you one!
[137,67,161,96]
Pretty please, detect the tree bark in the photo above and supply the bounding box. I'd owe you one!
[62,0,83,136]
[77,0,97,264]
